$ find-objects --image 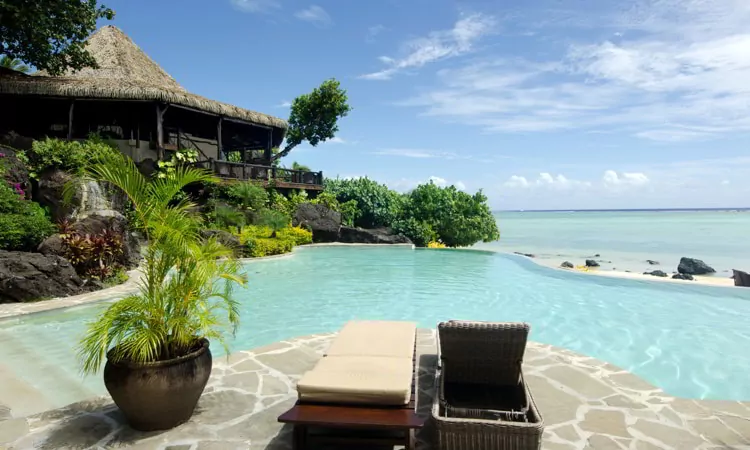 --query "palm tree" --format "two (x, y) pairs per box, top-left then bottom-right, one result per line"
(0, 55), (30, 73)
(76, 152), (248, 374)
